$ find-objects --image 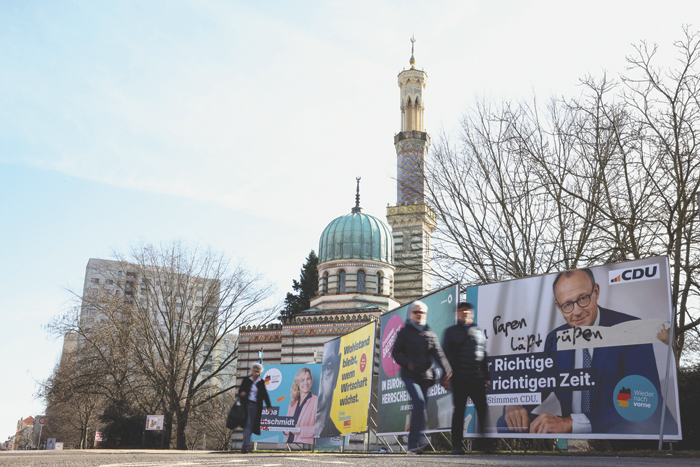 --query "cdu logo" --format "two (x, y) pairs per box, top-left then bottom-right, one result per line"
(609, 263), (660, 285)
